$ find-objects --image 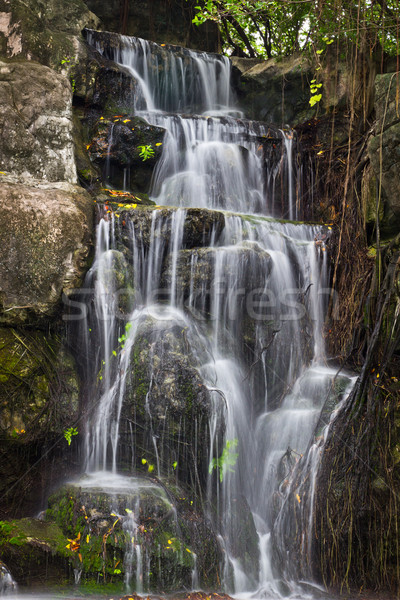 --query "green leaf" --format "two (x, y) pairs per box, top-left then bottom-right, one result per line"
(309, 93), (322, 106)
